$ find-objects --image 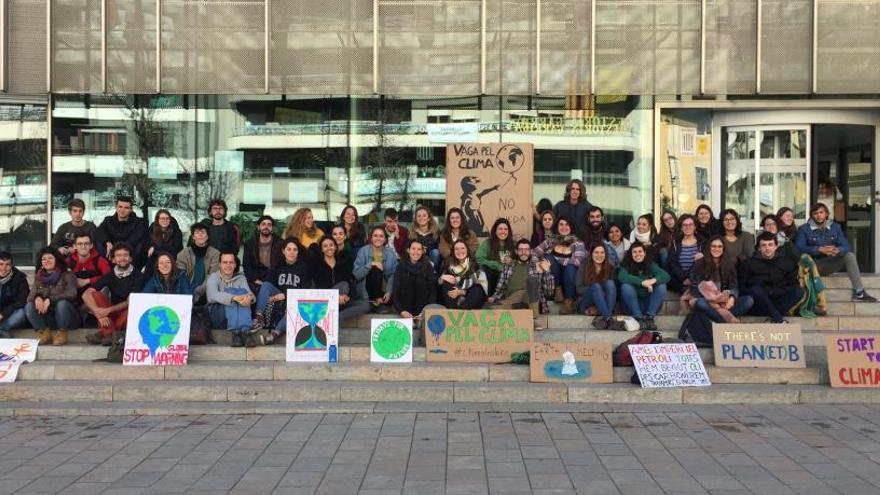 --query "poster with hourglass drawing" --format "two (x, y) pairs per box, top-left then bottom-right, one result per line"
(286, 289), (339, 363)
